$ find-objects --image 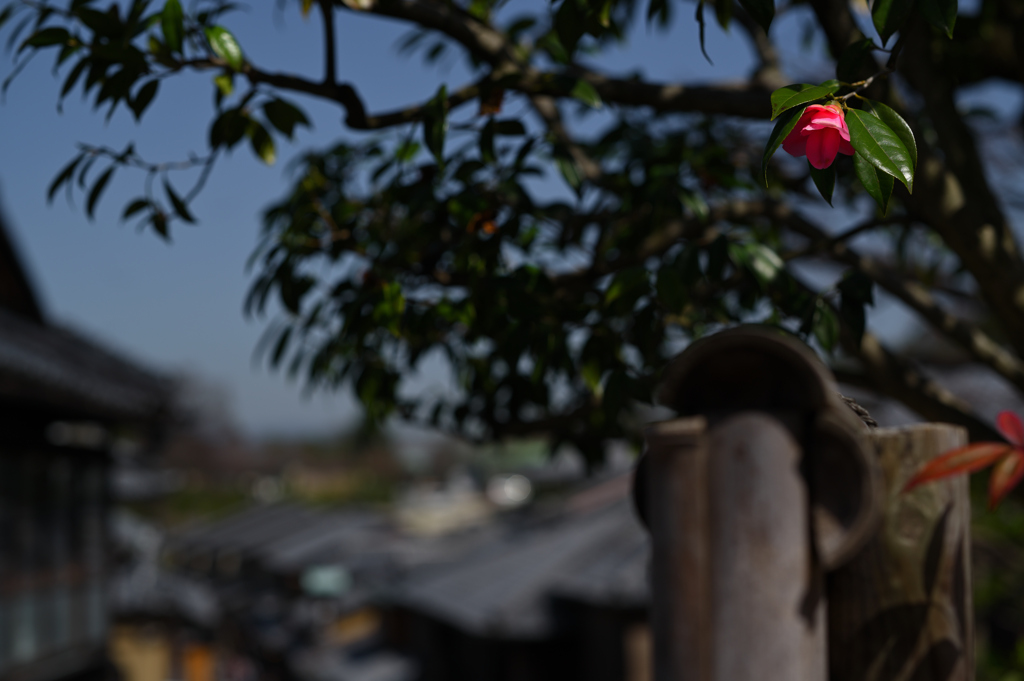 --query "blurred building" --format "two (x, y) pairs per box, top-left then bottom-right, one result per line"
(139, 469), (648, 681)
(0, 210), (170, 681)
(385, 474), (649, 681)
